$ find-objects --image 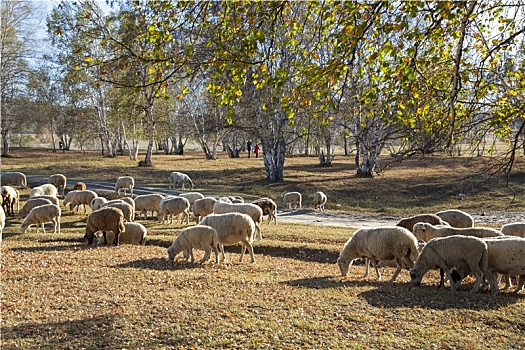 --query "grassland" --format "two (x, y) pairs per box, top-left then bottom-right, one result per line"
(1, 148), (524, 349)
